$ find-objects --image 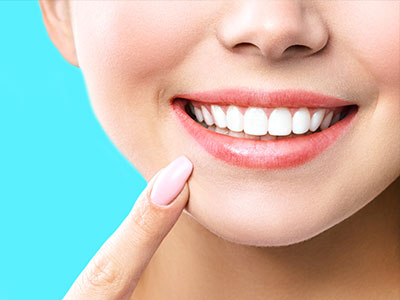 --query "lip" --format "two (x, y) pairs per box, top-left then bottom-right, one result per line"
(171, 88), (358, 169)
(173, 88), (356, 108)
